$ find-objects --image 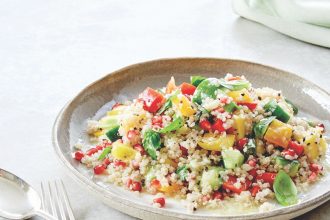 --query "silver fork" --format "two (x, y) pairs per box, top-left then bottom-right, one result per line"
(40, 180), (75, 220)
